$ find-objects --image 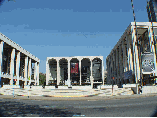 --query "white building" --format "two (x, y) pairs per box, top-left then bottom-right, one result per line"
(46, 56), (104, 87)
(0, 33), (40, 87)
